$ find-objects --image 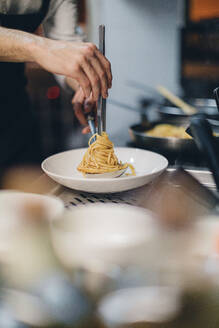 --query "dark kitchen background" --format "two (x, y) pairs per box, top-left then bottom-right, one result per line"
(25, 0), (219, 161)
